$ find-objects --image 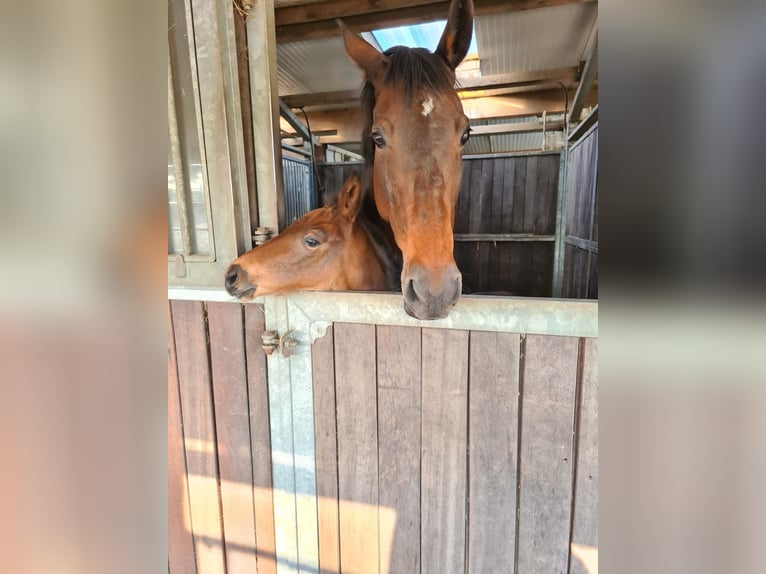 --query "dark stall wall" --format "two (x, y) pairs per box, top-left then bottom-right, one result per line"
(315, 162), (364, 207)
(453, 153), (560, 296)
(316, 153), (562, 297)
(563, 125), (599, 299)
